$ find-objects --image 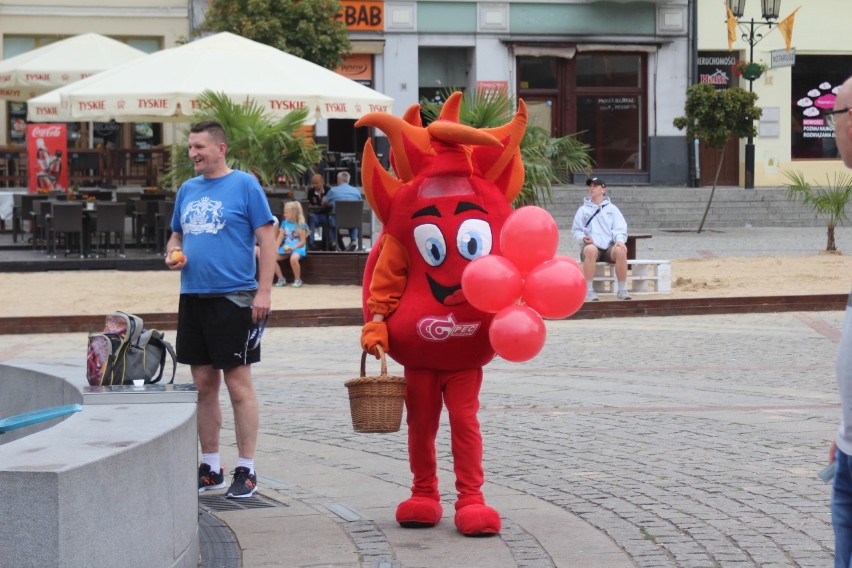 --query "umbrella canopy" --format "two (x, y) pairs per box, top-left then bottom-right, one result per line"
(53, 32), (393, 125)
(0, 33), (147, 102)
